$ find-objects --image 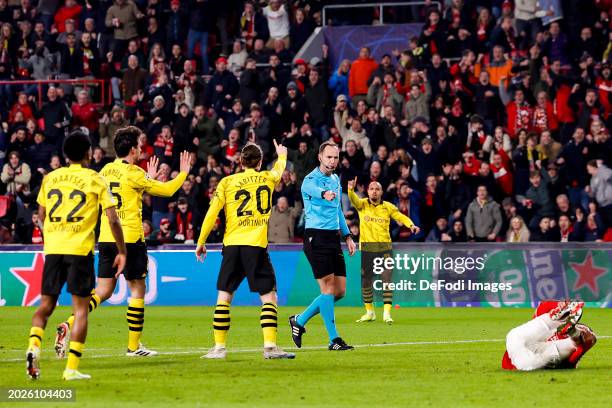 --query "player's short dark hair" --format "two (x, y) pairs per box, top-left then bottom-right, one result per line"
(240, 143), (263, 169)
(63, 129), (91, 162)
(319, 141), (339, 154)
(114, 126), (141, 157)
